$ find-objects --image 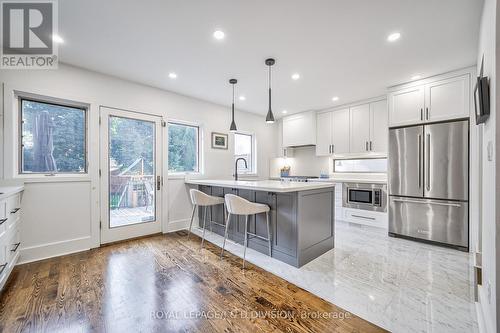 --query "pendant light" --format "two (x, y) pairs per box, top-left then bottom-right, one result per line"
(229, 78), (237, 132)
(265, 58), (275, 123)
